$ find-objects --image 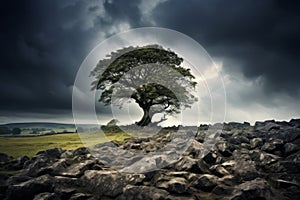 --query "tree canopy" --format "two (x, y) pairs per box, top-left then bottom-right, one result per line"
(91, 45), (197, 126)
(12, 128), (21, 135)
